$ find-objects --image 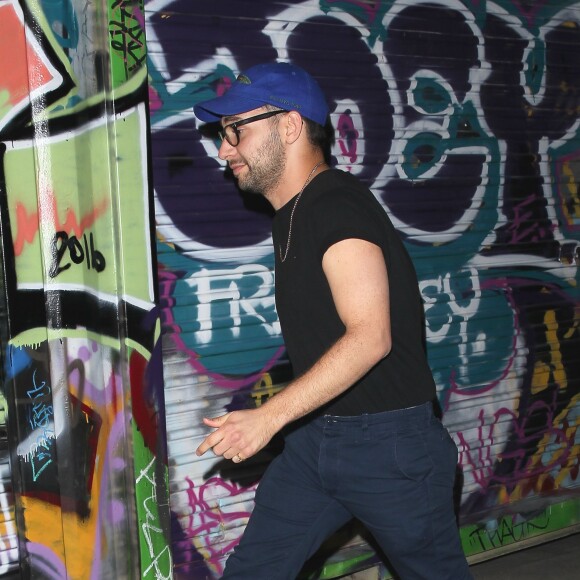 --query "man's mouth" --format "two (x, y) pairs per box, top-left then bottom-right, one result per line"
(229, 163), (245, 176)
